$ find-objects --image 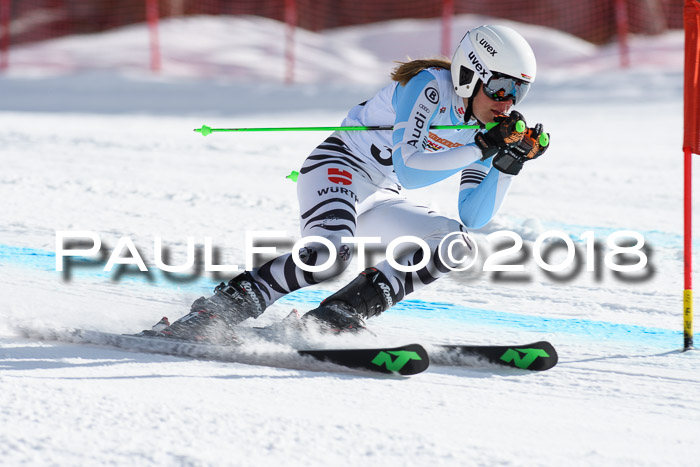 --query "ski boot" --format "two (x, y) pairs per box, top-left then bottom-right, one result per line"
(302, 267), (397, 333)
(143, 272), (267, 344)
